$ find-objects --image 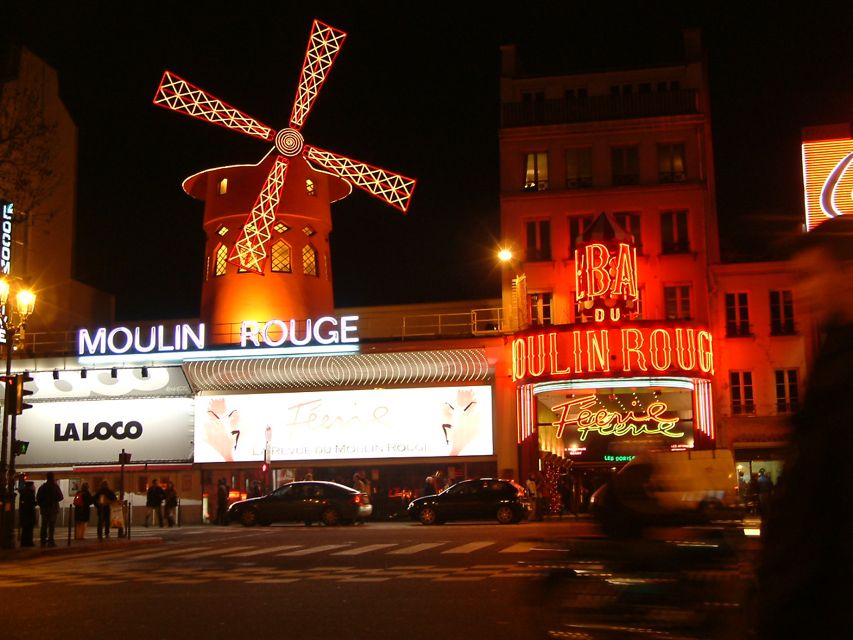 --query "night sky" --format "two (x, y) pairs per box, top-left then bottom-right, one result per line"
(7, 2), (853, 321)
